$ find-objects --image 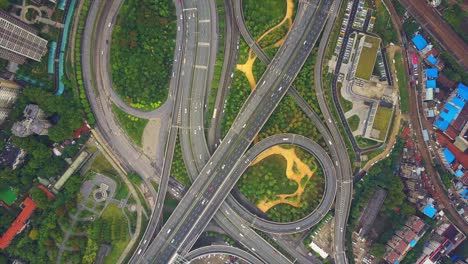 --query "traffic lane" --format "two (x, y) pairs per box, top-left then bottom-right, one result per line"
(185, 245), (263, 264)
(145, 0), (331, 259)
